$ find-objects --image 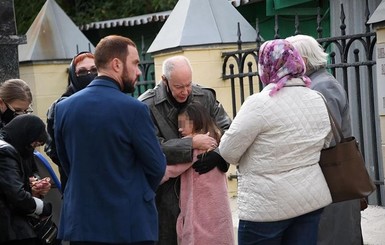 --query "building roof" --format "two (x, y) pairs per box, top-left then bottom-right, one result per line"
(78, 0), (259, 31)
(147, 0), (258, 53)
(79, 11), (171, 31)
(367, 0), (385, 24)
(18, 0), (95, 62)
